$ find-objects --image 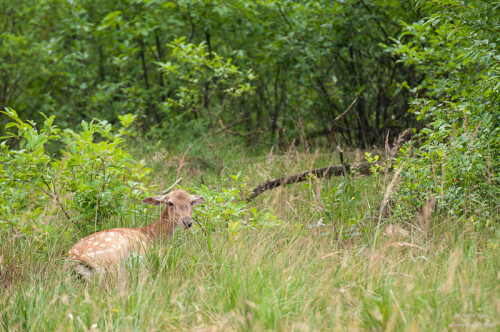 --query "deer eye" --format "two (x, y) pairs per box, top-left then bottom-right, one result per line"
(168, 202), (174, 207)
(190, 201), (195, 206)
